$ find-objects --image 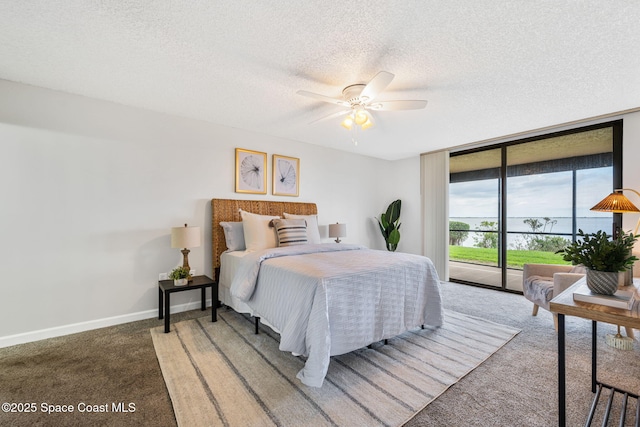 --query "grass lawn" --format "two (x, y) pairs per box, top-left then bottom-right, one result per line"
(450, 245), (570, 269)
